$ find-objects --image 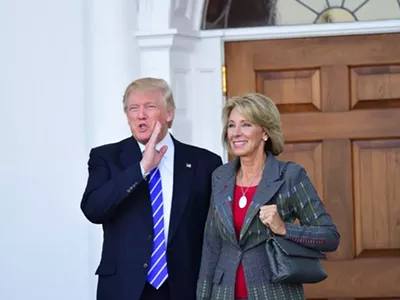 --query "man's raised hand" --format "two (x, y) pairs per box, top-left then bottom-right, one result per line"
(140, 121), (168, 174)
